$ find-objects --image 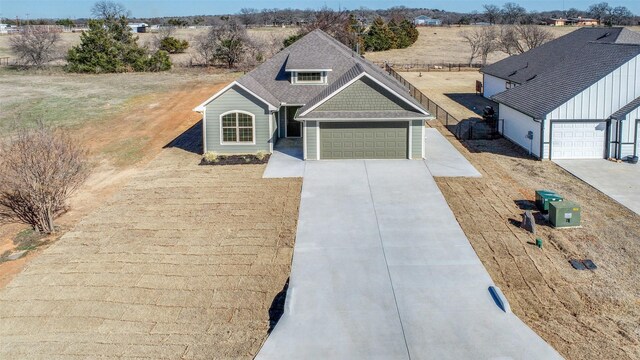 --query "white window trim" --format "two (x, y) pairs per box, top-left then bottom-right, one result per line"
(292, 71), (327, 85)
(219, 110), (256, 145)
